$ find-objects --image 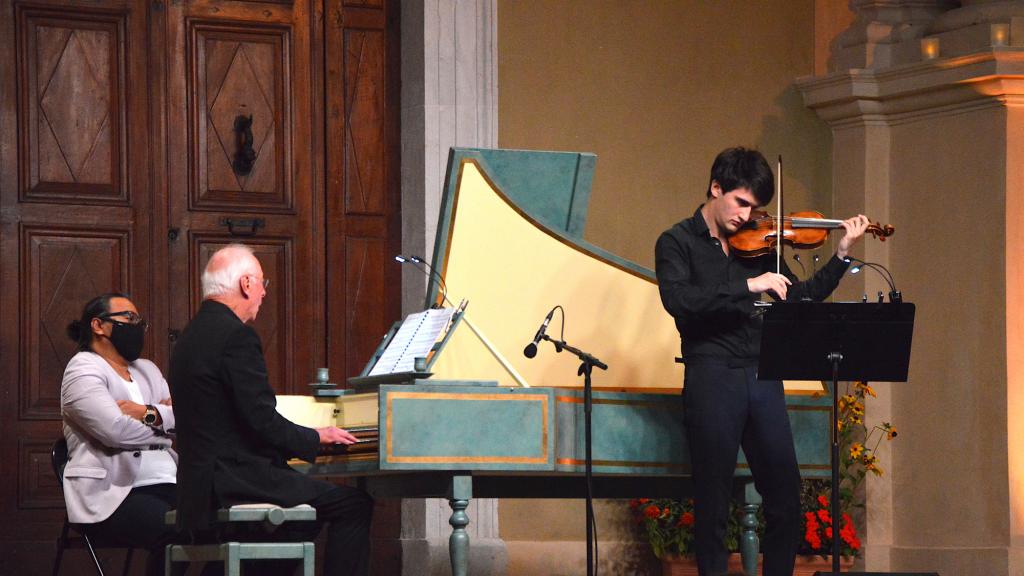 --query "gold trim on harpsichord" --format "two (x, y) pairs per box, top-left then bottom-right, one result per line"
(441, 158), (656, 286)
(385, 391), (549, 464)
(555, 396), (674, 409)
(556, 458), (689, 473)
(787, 404), (830, 412)
(555, 396), (829, 413)
(736, 463), (833, 471)
(313, 452), (380, 465)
